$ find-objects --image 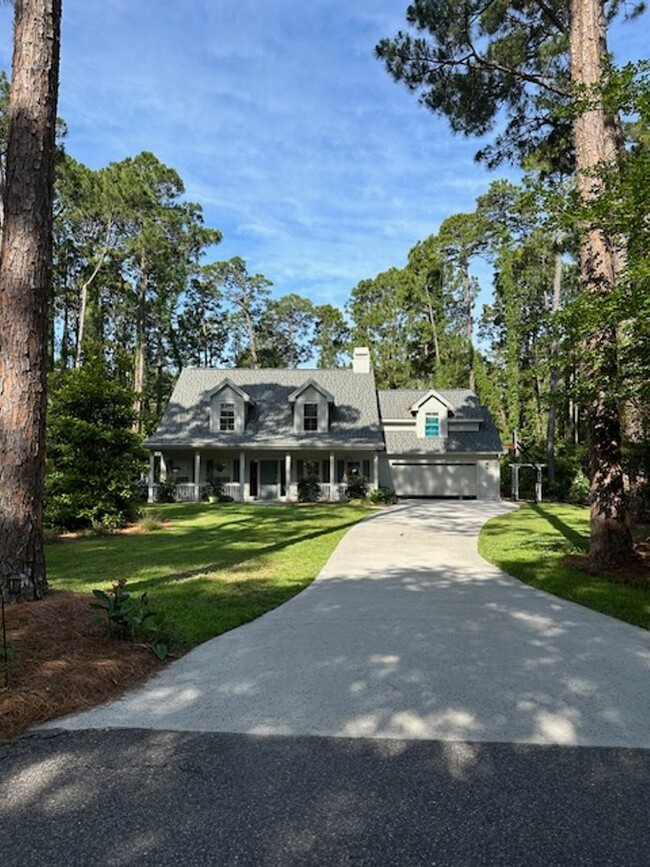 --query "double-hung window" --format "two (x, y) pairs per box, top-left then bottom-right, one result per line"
(303, 403), (318, 431)
(219, 402), (235, 432)
(424, 412), (440, 437)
